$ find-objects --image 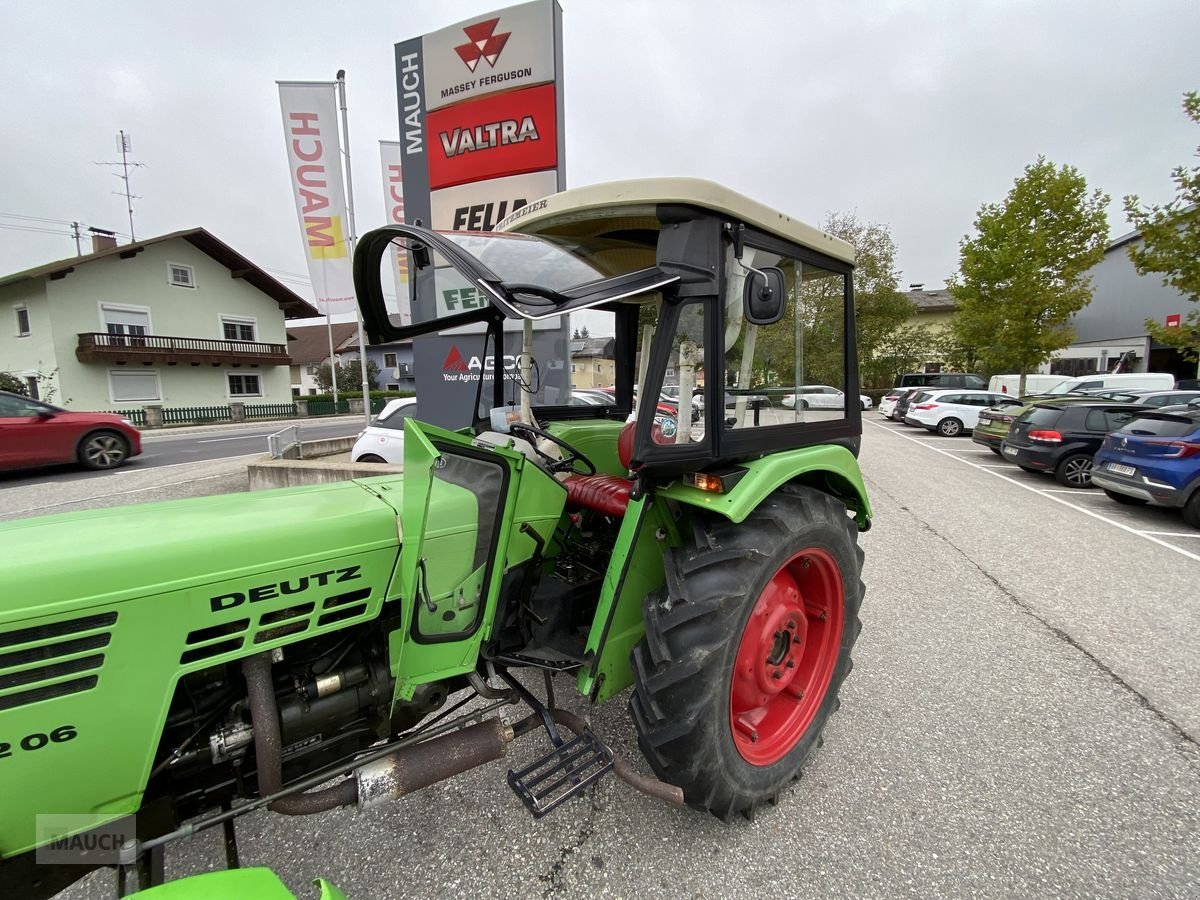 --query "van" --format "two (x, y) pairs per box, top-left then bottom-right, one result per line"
(989, 374), (1071, 395)
(893, 372), (986, 390)
(1039, 372), (1176, 395)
